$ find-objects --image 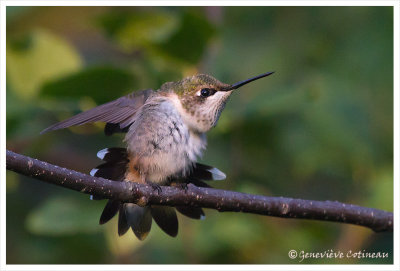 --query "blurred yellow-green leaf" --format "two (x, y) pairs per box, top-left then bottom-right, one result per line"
(98, 9), (215, 64)
(98, 10), (179, 52)
(365, 167), (393, 211)
(26, 196), (102, 235)
(7, 30), (82, 99)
